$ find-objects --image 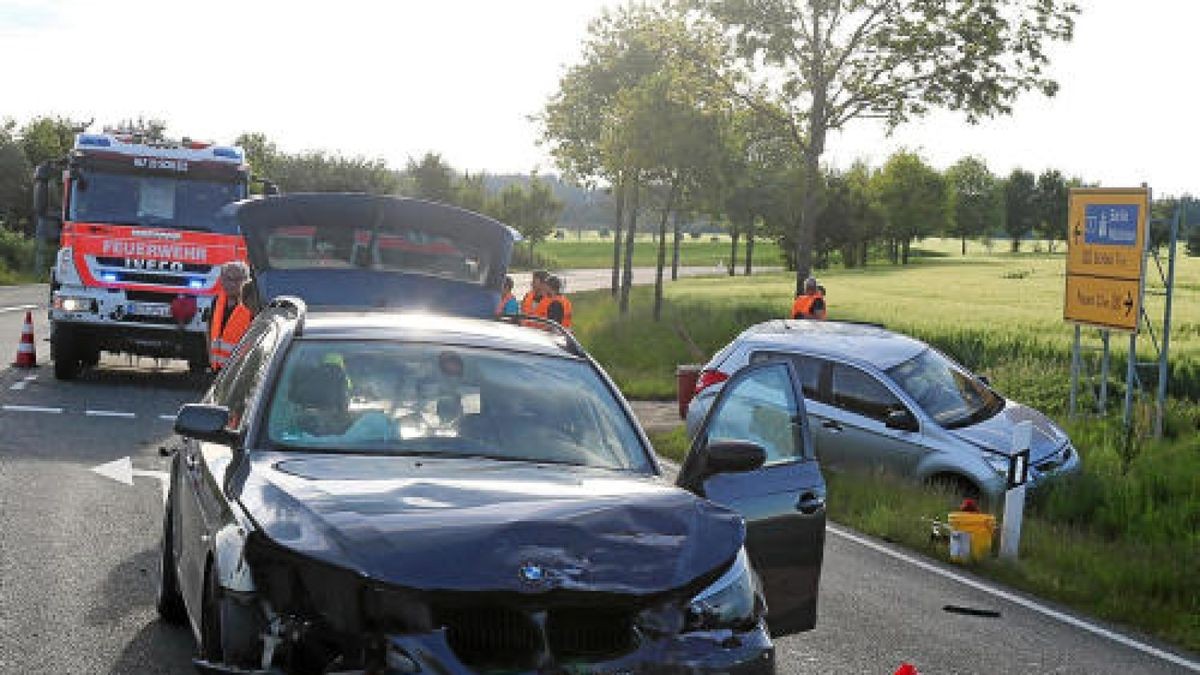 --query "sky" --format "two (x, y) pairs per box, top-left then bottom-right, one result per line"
(1, 0), (1195, 195)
